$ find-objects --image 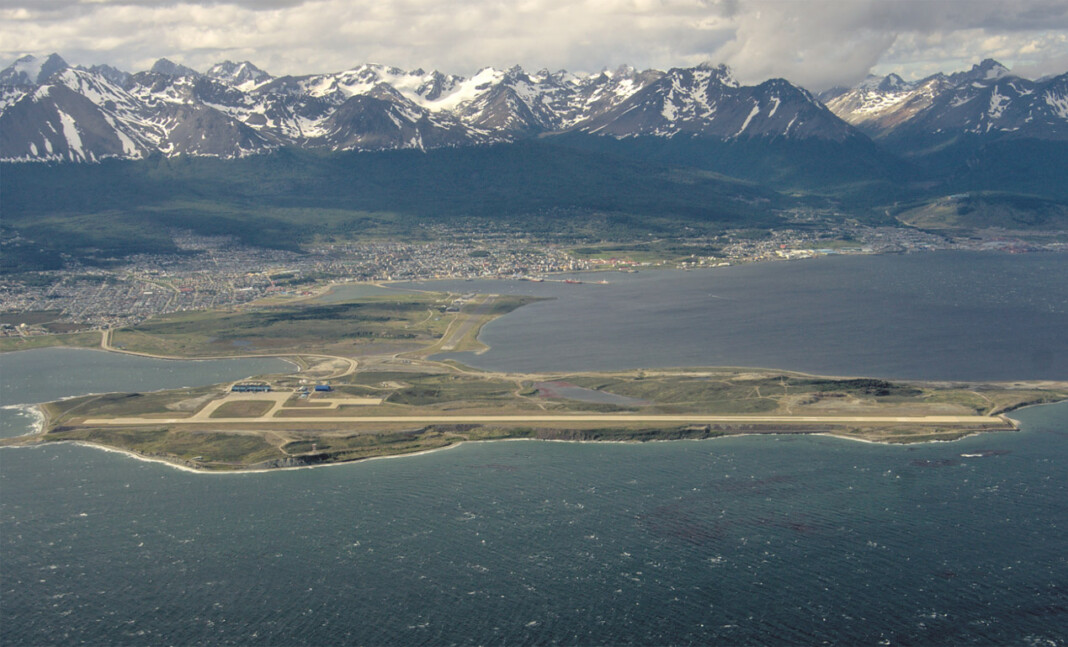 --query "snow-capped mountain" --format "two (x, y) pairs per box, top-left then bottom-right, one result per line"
(0, 53), (70, 114)
(0, 53), (69, 86)
(0, 63), (273, 162)
(206, 60), (271, 90)
(822, 59), (1068, 143)
(579, 64), (856, 141)
(3, 54), (1065, 163)
(0, 54), (863, 162)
